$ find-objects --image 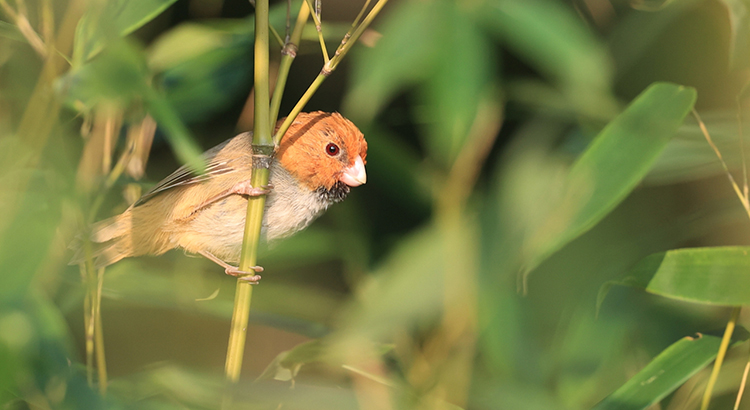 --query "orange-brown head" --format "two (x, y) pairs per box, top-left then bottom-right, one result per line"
(276, 112), (368, 194)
